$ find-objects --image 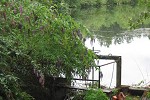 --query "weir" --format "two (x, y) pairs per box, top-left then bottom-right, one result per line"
(96, 55), (122, 88)
(72, 54), (122, 88)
